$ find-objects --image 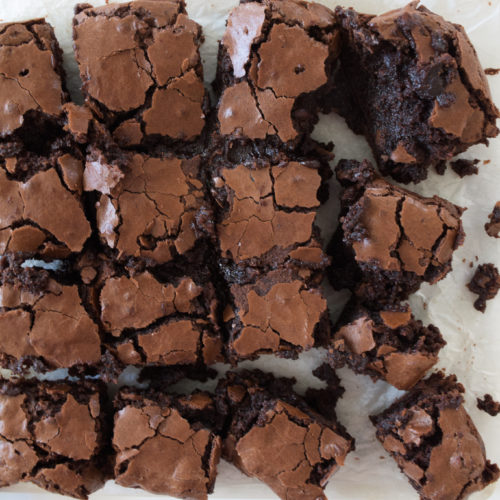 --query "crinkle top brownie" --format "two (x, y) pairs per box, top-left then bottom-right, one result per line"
(112, 387), (221, 499)
(328, 301), (445, 390)
(331, 1), (499, 183)
(0, 256), (101, 373)
(371, 373), (500, 500)
(0, 19), (69, 158)
(329, 160), (465, 306)
(0, 377), (109, 499)
(84, 147), (214, 266)
(214, 0), (340, 149)
(73, 0), (208, 149)
(216, 369), (353, 500)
